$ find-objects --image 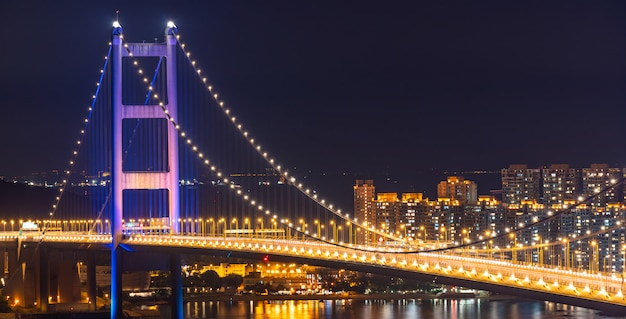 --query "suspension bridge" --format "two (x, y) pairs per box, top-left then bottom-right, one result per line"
(2, 22), (626, 319)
